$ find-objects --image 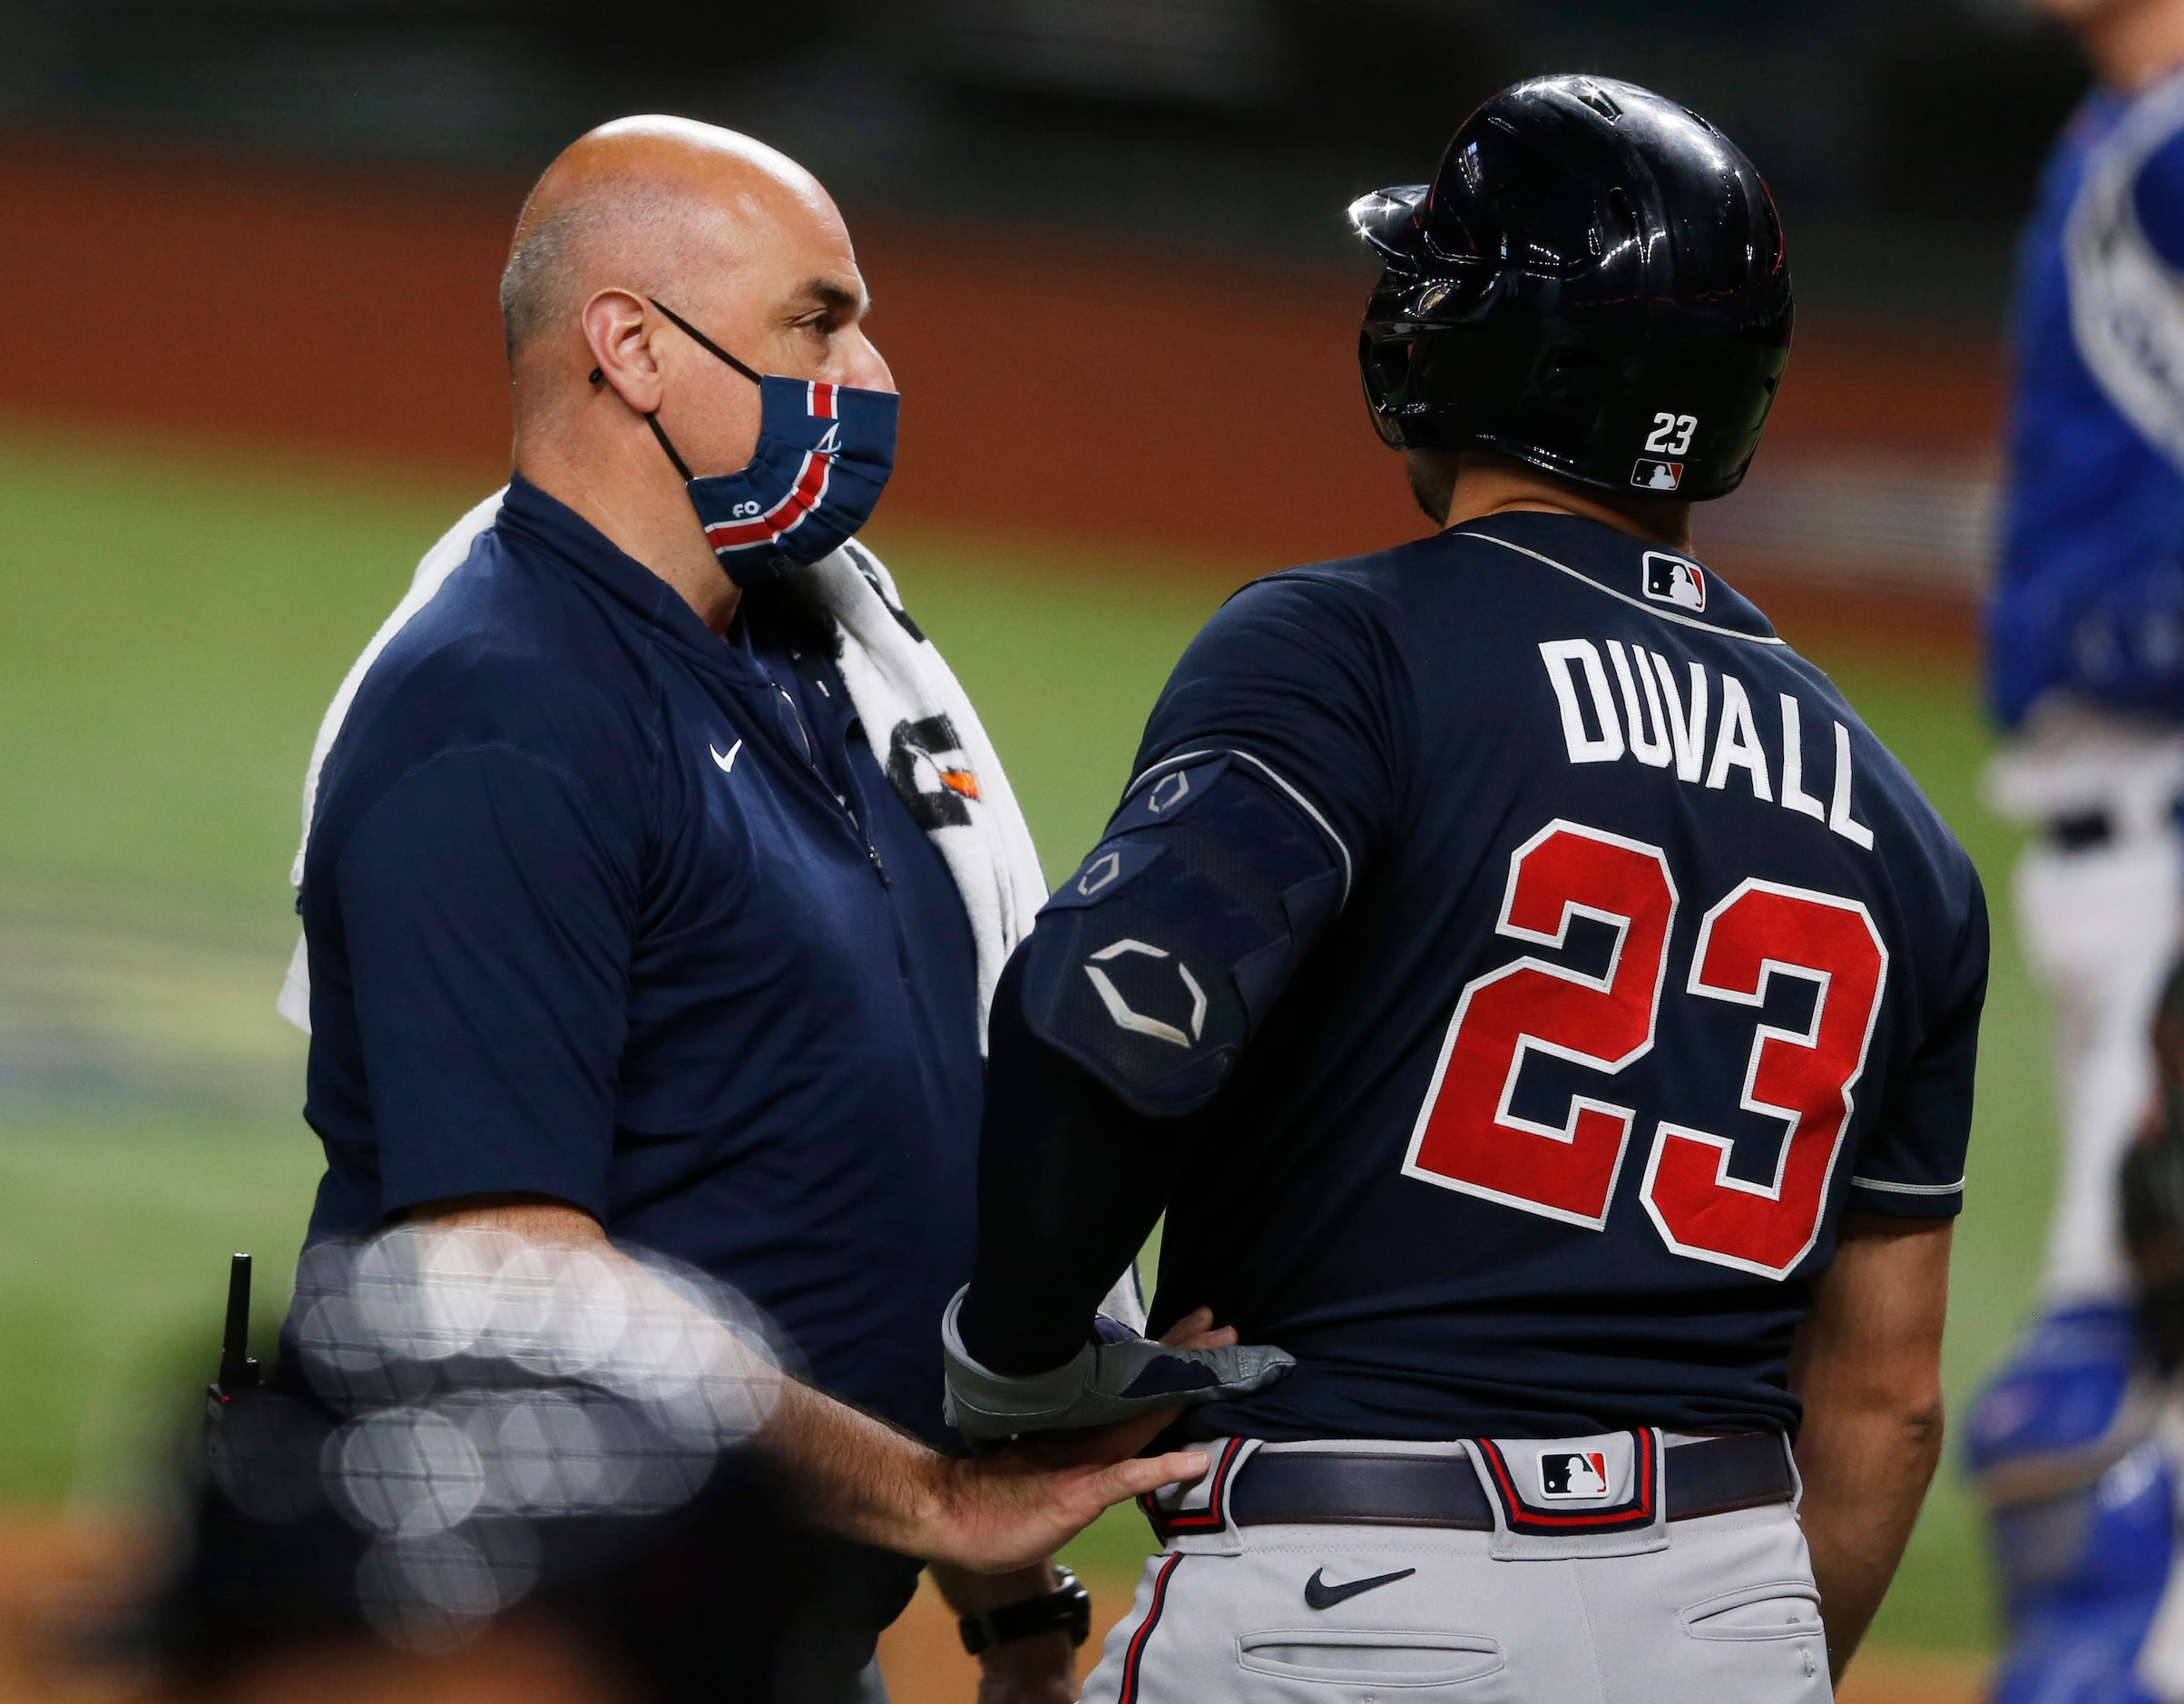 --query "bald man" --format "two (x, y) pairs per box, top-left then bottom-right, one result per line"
(257, 119), (1266, 1701)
